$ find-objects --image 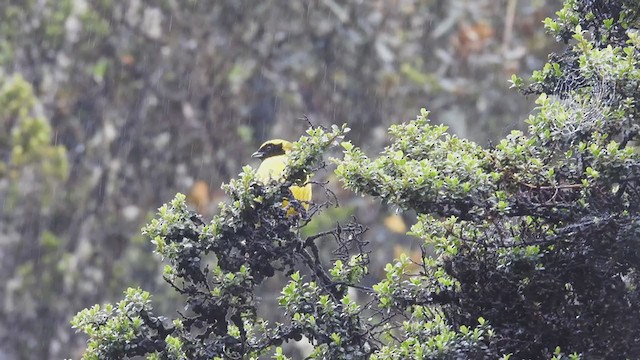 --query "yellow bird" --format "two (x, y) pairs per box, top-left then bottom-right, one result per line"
(251, 139), (312, 213)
